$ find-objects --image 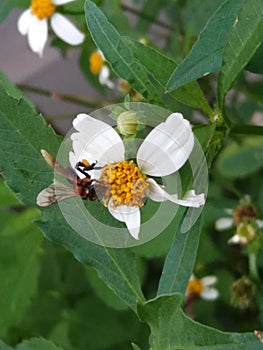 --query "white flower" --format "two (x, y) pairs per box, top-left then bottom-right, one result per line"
(18, 0), (85, 56)
(69, 113), (205, 240)
(186, 275), (219, 301)
(89, 50), (114, 89)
